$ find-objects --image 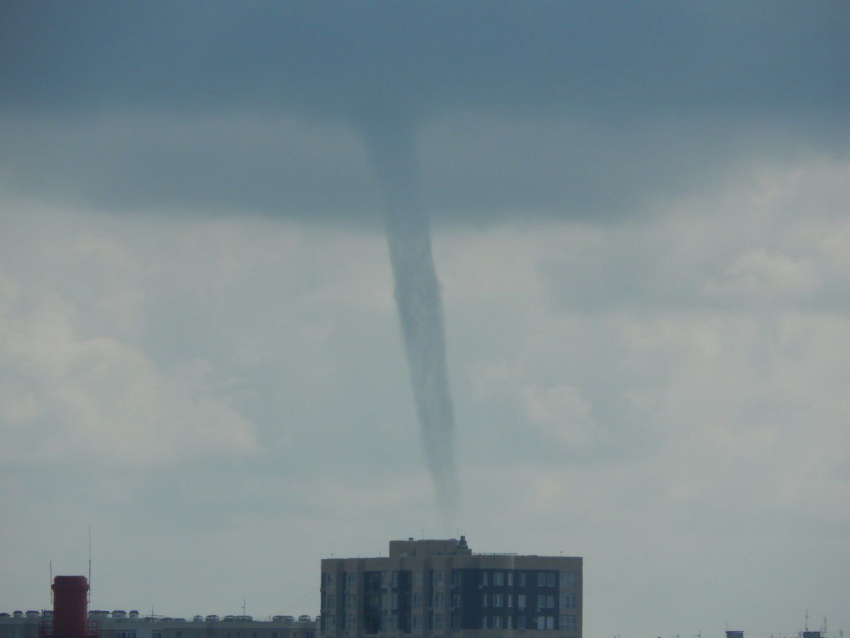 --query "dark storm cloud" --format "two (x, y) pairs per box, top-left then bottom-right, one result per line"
(3, 1), (848, 119)
(1, 0), (848, 221)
